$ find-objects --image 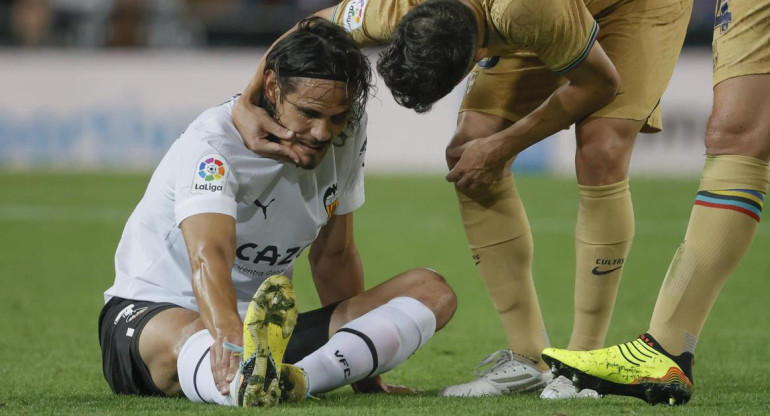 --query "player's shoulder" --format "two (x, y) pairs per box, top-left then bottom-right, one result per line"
(176, 96), (243, 151)
(188, 96), (239, 136)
